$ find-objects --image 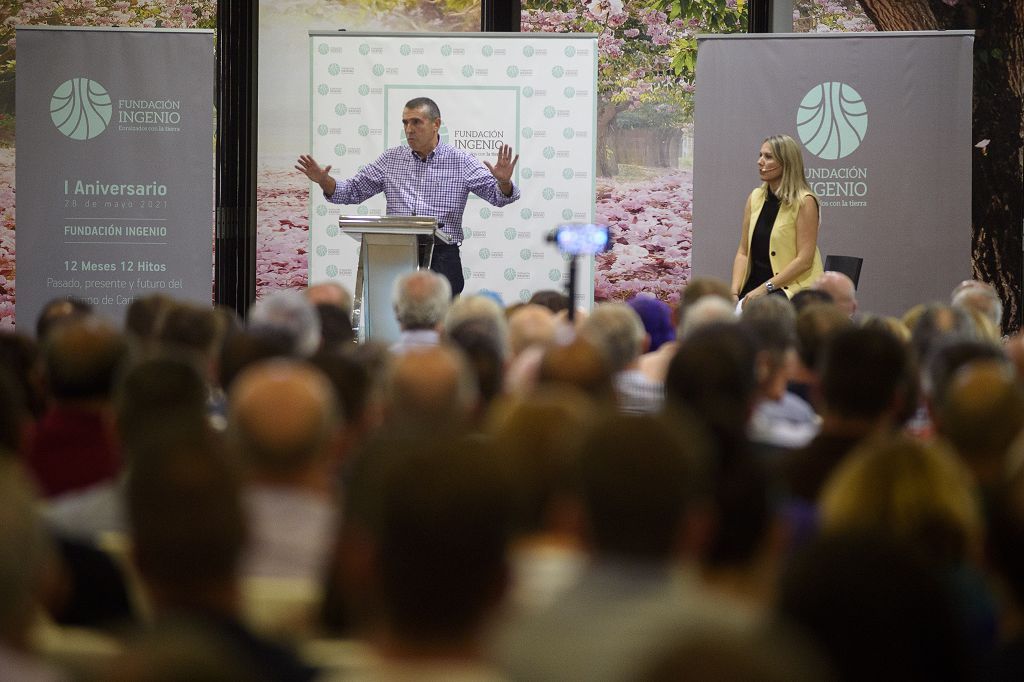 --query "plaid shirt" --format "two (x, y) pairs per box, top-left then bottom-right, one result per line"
(327, 141), (520, 244)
